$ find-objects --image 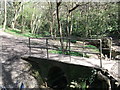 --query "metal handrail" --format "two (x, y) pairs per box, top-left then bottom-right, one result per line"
(28, 37), (113, 68)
